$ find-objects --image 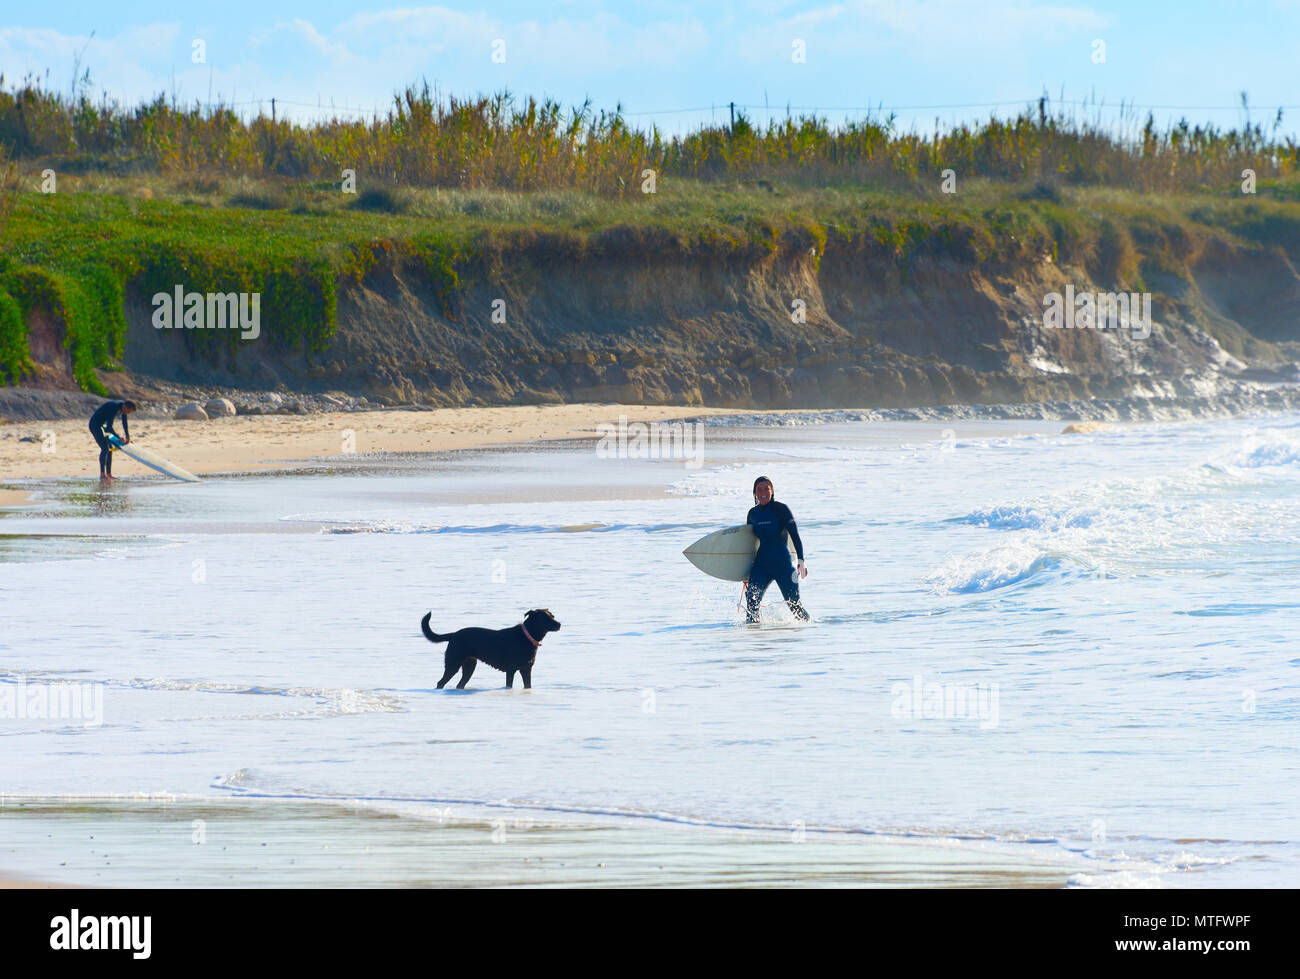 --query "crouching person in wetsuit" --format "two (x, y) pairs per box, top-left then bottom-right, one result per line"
(89, 399), (136, 480)
(743, 475), (810, 623)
